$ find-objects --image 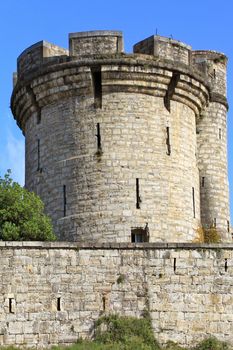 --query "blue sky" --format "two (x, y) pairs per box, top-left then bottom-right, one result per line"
(1, 0), (233, 218)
